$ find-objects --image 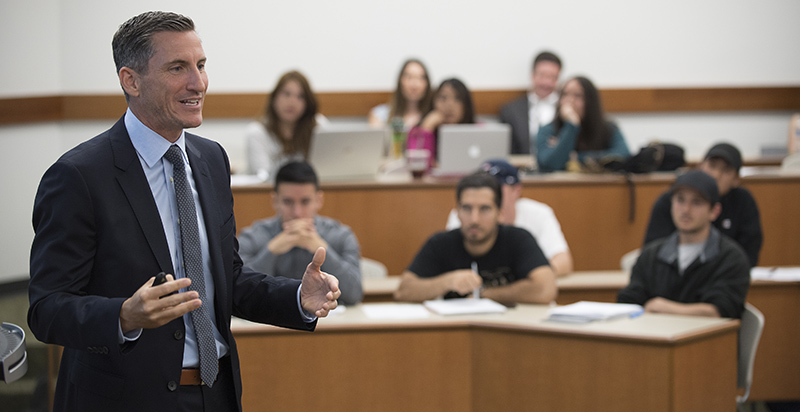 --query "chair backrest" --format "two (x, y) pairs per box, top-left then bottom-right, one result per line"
(781, 153), (800, 171)
(360, 257), (388, 279)
(737, 303), (765, 404)
(620, 248), (641, 272)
